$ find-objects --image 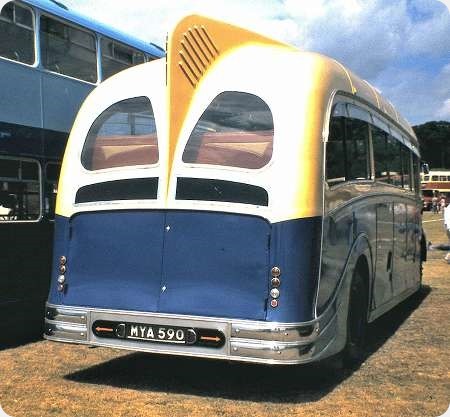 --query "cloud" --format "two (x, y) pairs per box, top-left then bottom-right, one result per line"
(437, 99), (450, 119)
(61, 0), (450, 124)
